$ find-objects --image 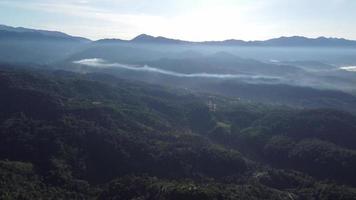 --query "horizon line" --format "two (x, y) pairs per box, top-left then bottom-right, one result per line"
(1, 24), (356, 43)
